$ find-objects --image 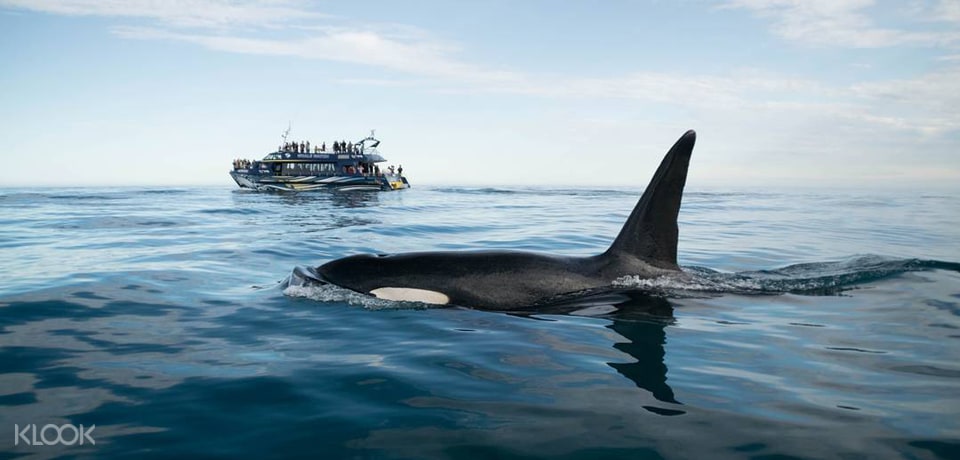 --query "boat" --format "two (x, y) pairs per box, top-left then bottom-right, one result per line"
(229, 130), (410, 192)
